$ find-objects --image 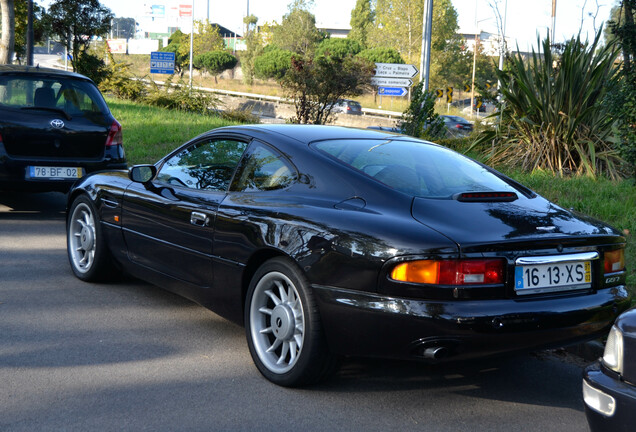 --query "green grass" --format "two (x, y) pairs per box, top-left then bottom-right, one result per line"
(106, 97), (240, 165)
